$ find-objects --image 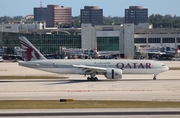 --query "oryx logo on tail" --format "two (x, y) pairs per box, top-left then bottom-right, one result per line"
(20, 40), (40, 61)
(19, 37), (46, 61)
